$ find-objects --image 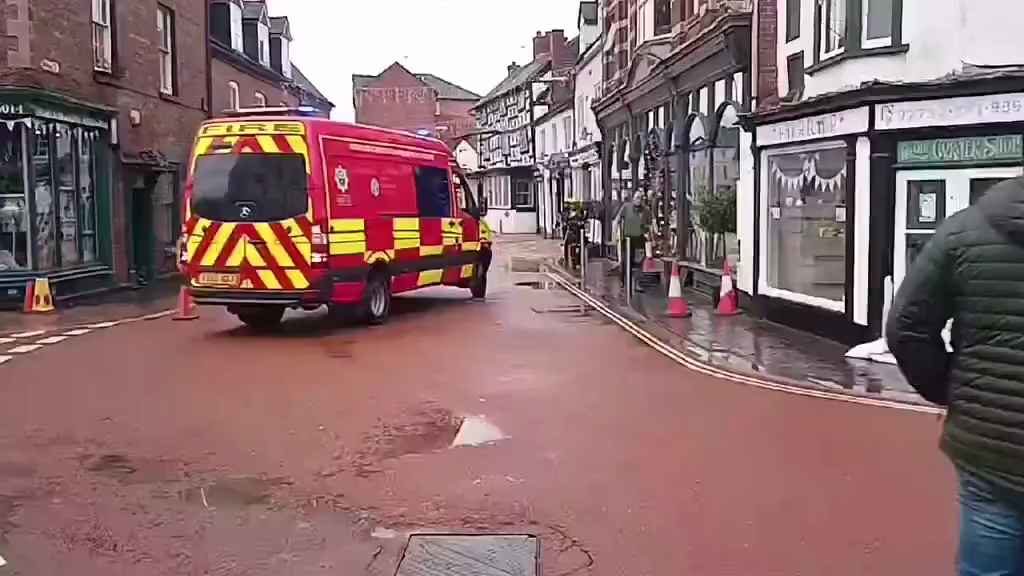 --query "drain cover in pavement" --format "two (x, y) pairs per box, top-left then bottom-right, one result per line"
(396, 535), (538, 576)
